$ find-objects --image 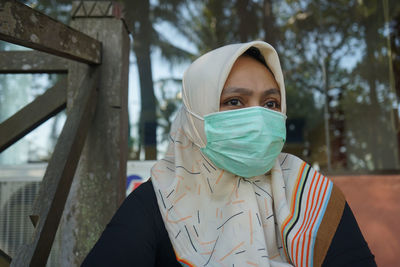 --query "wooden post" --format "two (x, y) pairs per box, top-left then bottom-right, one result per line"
(58, 2), (129, 265)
